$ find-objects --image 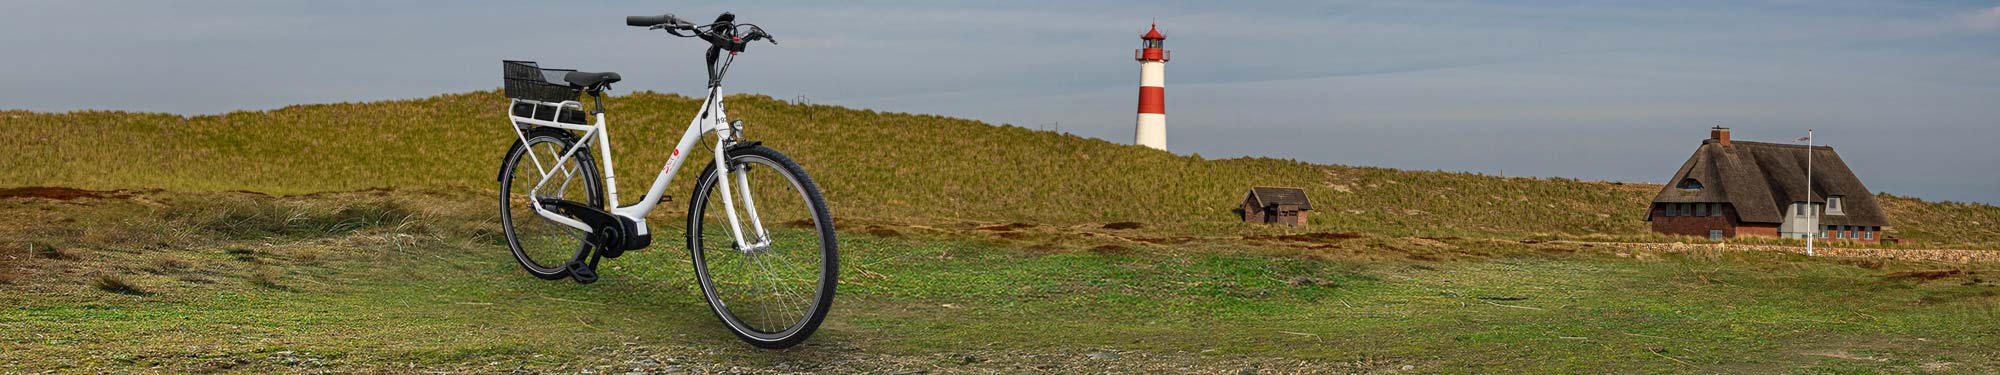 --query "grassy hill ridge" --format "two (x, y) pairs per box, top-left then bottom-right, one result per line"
(5, 91), (1997, 246)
